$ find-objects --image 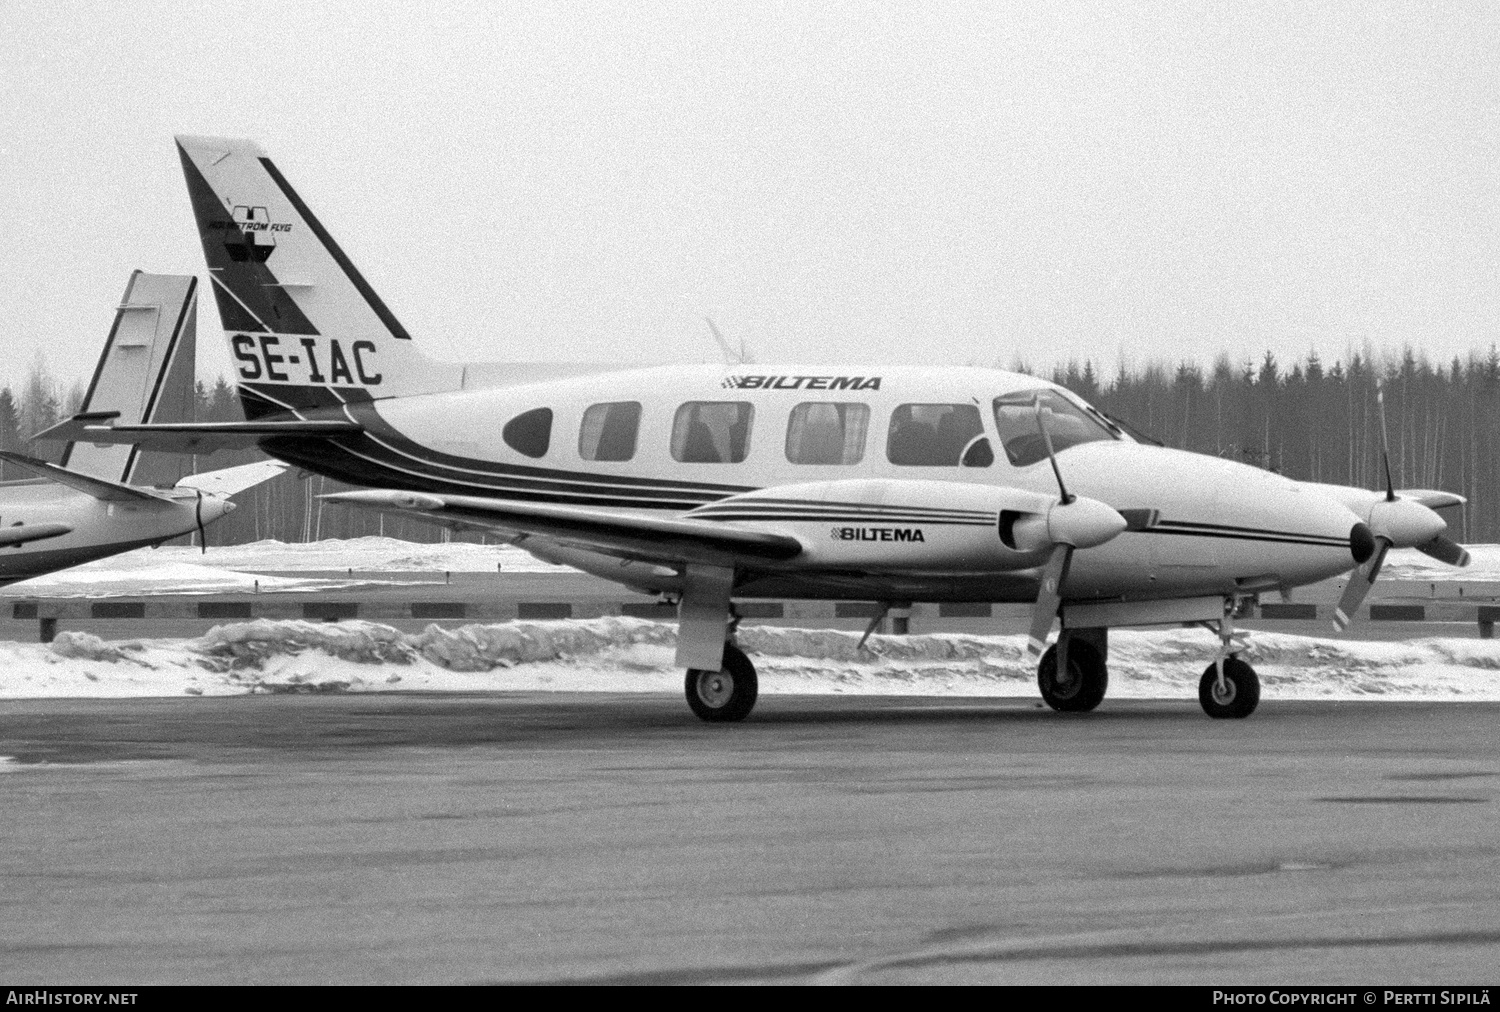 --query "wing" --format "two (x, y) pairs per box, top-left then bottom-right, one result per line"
(322, 489), (803, 568)
(31, 416), (363, 453)
(0, 451), (168, 503)
(175, 460), (289, 497)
